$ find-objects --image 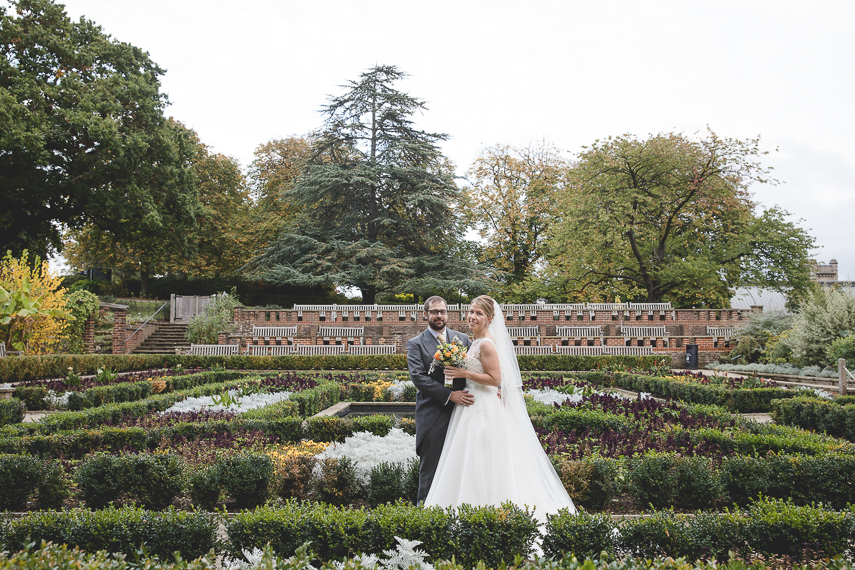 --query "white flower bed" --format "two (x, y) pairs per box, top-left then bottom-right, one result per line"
(525, 388), (585, 406)
(315, 428), (417, 485)
(160, 389), (292, 414)
(387, 379), (414, 401)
